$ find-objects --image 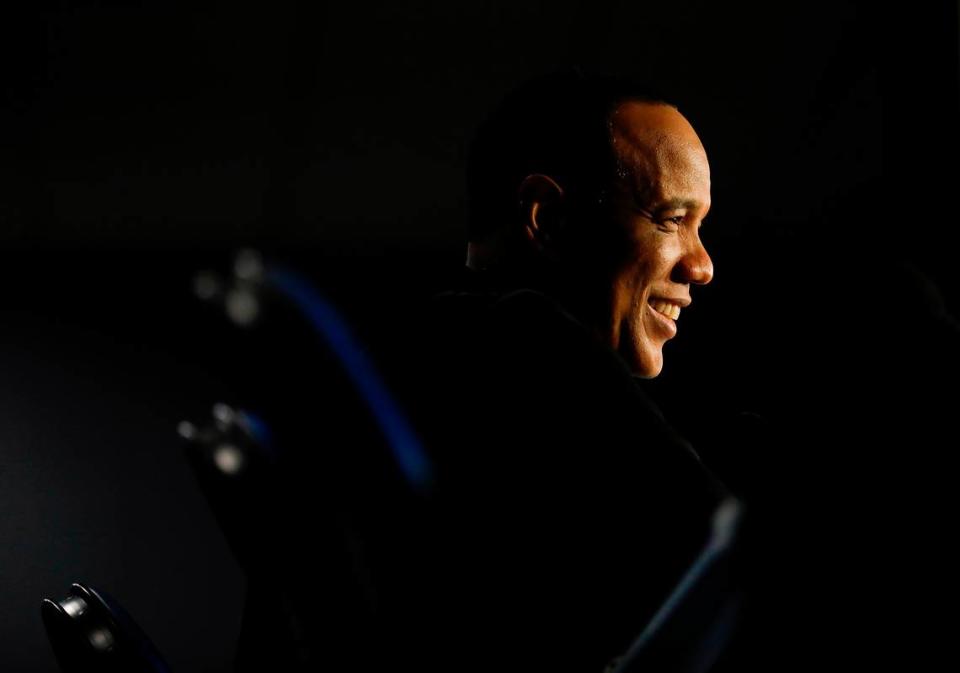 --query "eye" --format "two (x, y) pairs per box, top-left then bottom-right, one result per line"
(656, 216), (684, 232)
